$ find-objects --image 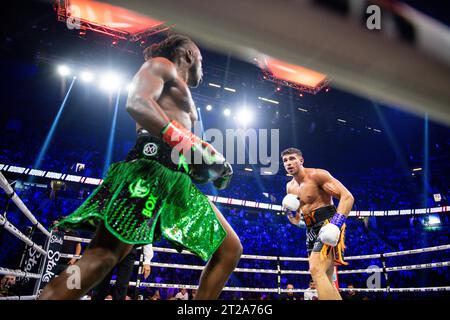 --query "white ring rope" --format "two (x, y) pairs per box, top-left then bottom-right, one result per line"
(382, 245), (450, 258)
(0, 295), (37, 300)
(59, 251), (450, 275)
(389, 287), (450, 293)
(63, 235), (450, 262)
(0, 215), (47, 255)
(280, 270), (314, 275)
(63, 235), (91, 244)
(1, 164), (449, 216)
(121, 281), (281, 293)
(111, 280), (450, 293)
(0, 267), (41, 279)
(0, 172), (50, 237)
(386, 261), (450, 272)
